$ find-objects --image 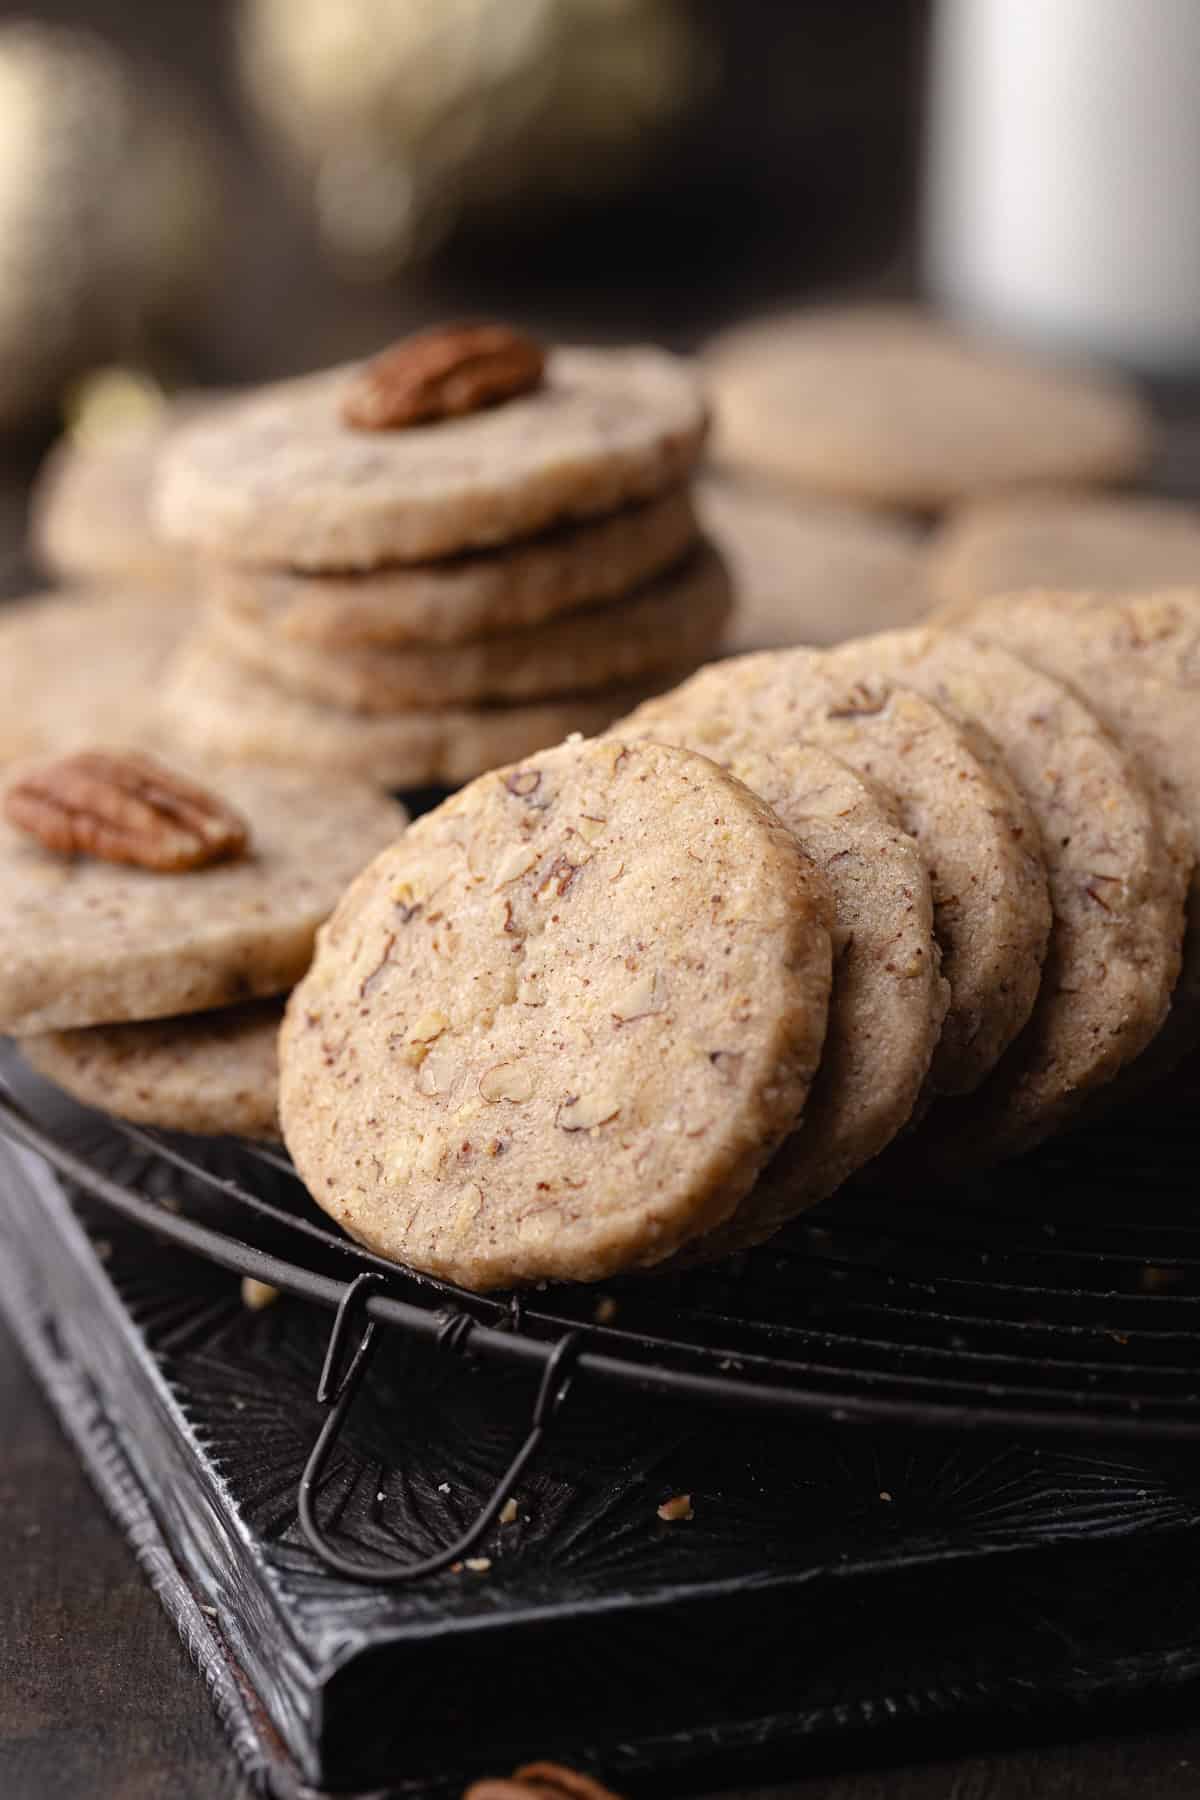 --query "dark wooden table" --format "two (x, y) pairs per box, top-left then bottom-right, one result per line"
(4, 1310), (1200, 1799)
